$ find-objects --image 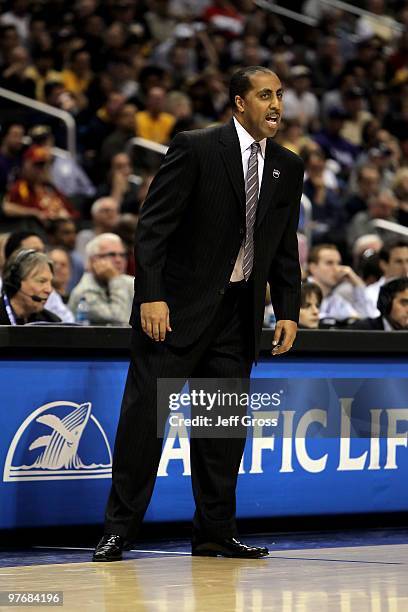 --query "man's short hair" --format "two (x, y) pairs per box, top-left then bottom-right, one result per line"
(229, 66), (274, 110)
(91, 197), (118, 217)
(379, 239), (408, 263)
(307, 243), (339, 265)
(377, 277), (408, 316)
(4, 231), (43, 261)
(300, 281), (323, 308)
